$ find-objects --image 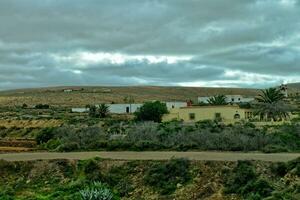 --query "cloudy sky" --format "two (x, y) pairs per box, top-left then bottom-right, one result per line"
(0, 0), (300, 90)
